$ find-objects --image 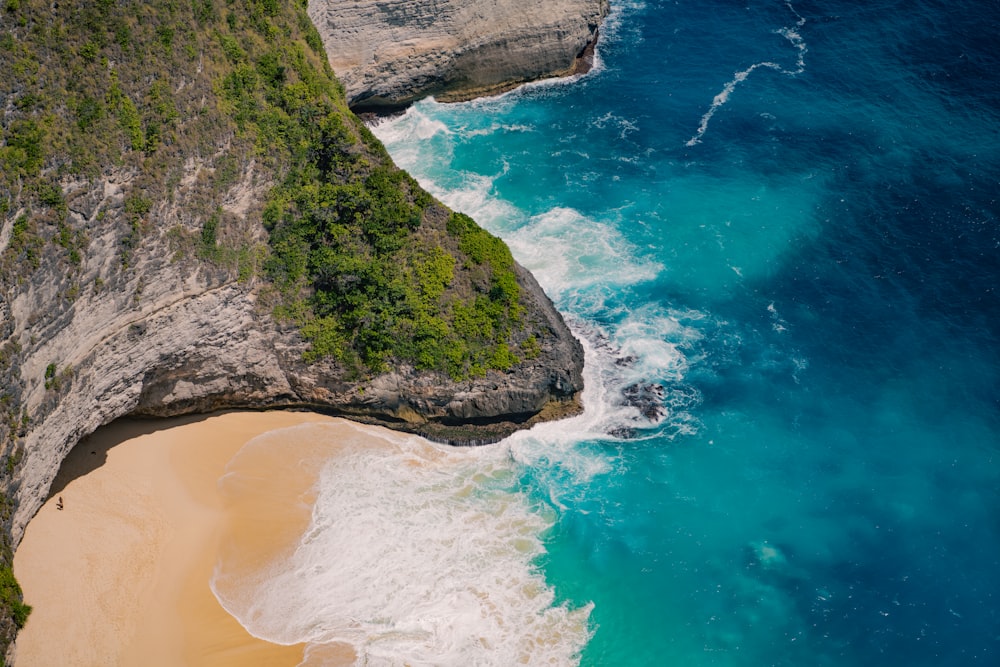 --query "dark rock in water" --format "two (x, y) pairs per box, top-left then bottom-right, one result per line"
(607, 426), (637, 439)
(622, 383), (667, 421)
